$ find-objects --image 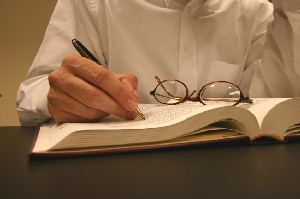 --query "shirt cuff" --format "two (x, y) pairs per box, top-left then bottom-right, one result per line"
(17, 75), (52, 125)
(272, 0), (300, 10)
